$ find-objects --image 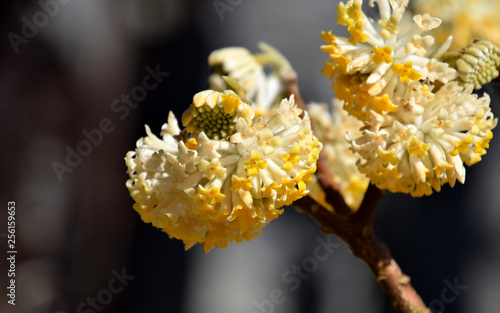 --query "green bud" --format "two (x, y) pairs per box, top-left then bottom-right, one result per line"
(452, 39), (500, 90)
